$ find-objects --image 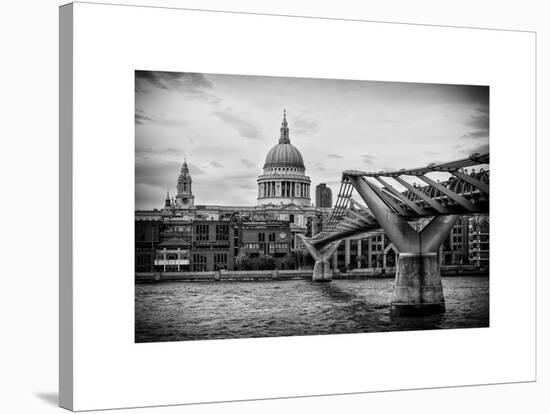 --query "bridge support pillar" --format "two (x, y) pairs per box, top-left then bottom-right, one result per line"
(350, 176), (459, 316)
(392, 252), (444, 316)
(312, 259), (333, 282)
(299, 236), (341, 282)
